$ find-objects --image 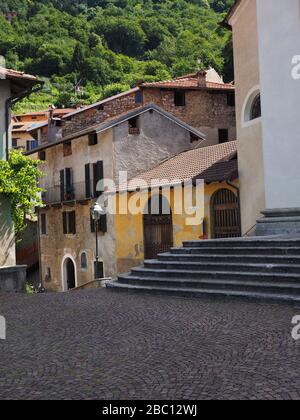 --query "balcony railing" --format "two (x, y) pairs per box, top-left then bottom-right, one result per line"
(41, 182), (99, 205)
